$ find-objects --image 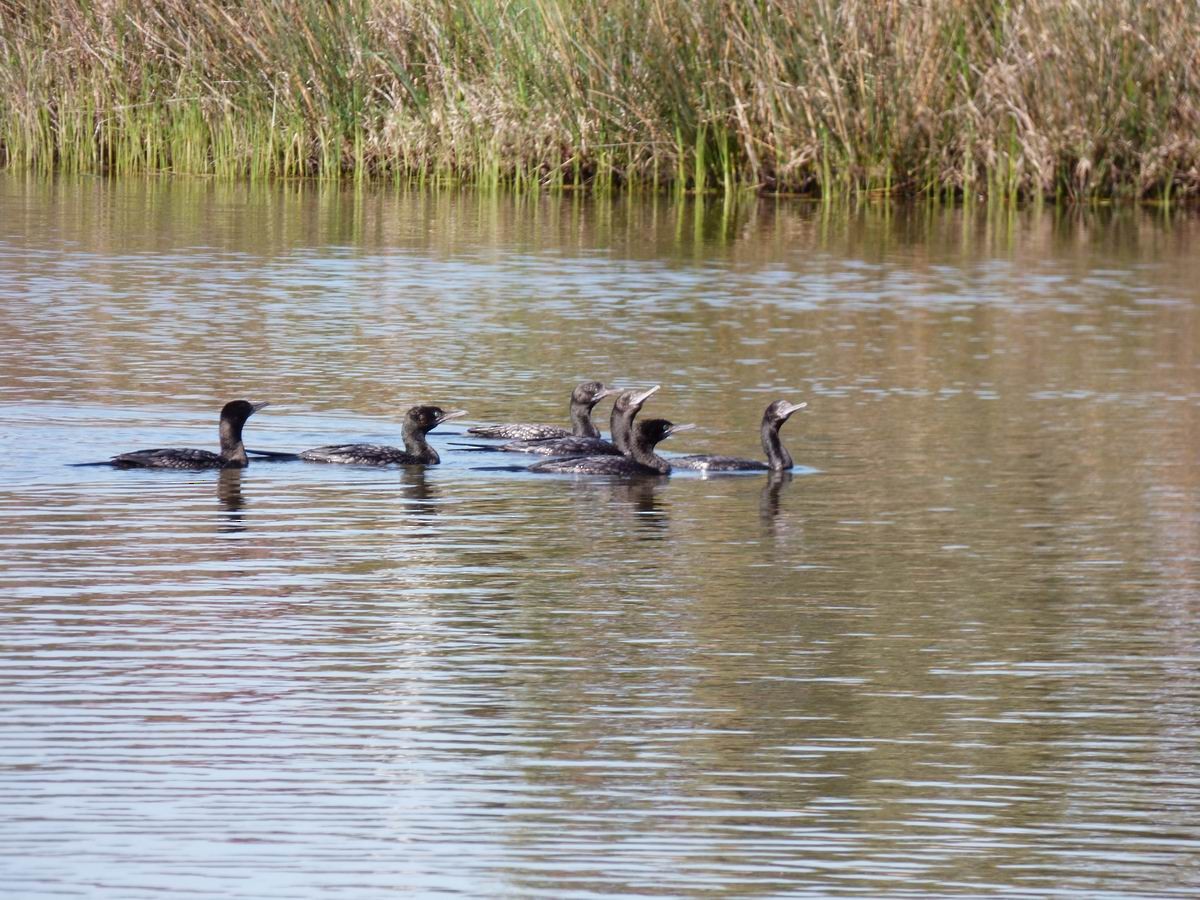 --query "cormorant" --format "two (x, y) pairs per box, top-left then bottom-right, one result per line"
(299, 405), (465, 466)
(74, 400), (269, 469)
(670, 400), (806, 472)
